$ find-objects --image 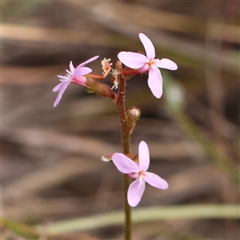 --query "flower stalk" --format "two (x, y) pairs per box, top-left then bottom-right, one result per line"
(52, 32), (178, 240)
(117, 73), (132, 240)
